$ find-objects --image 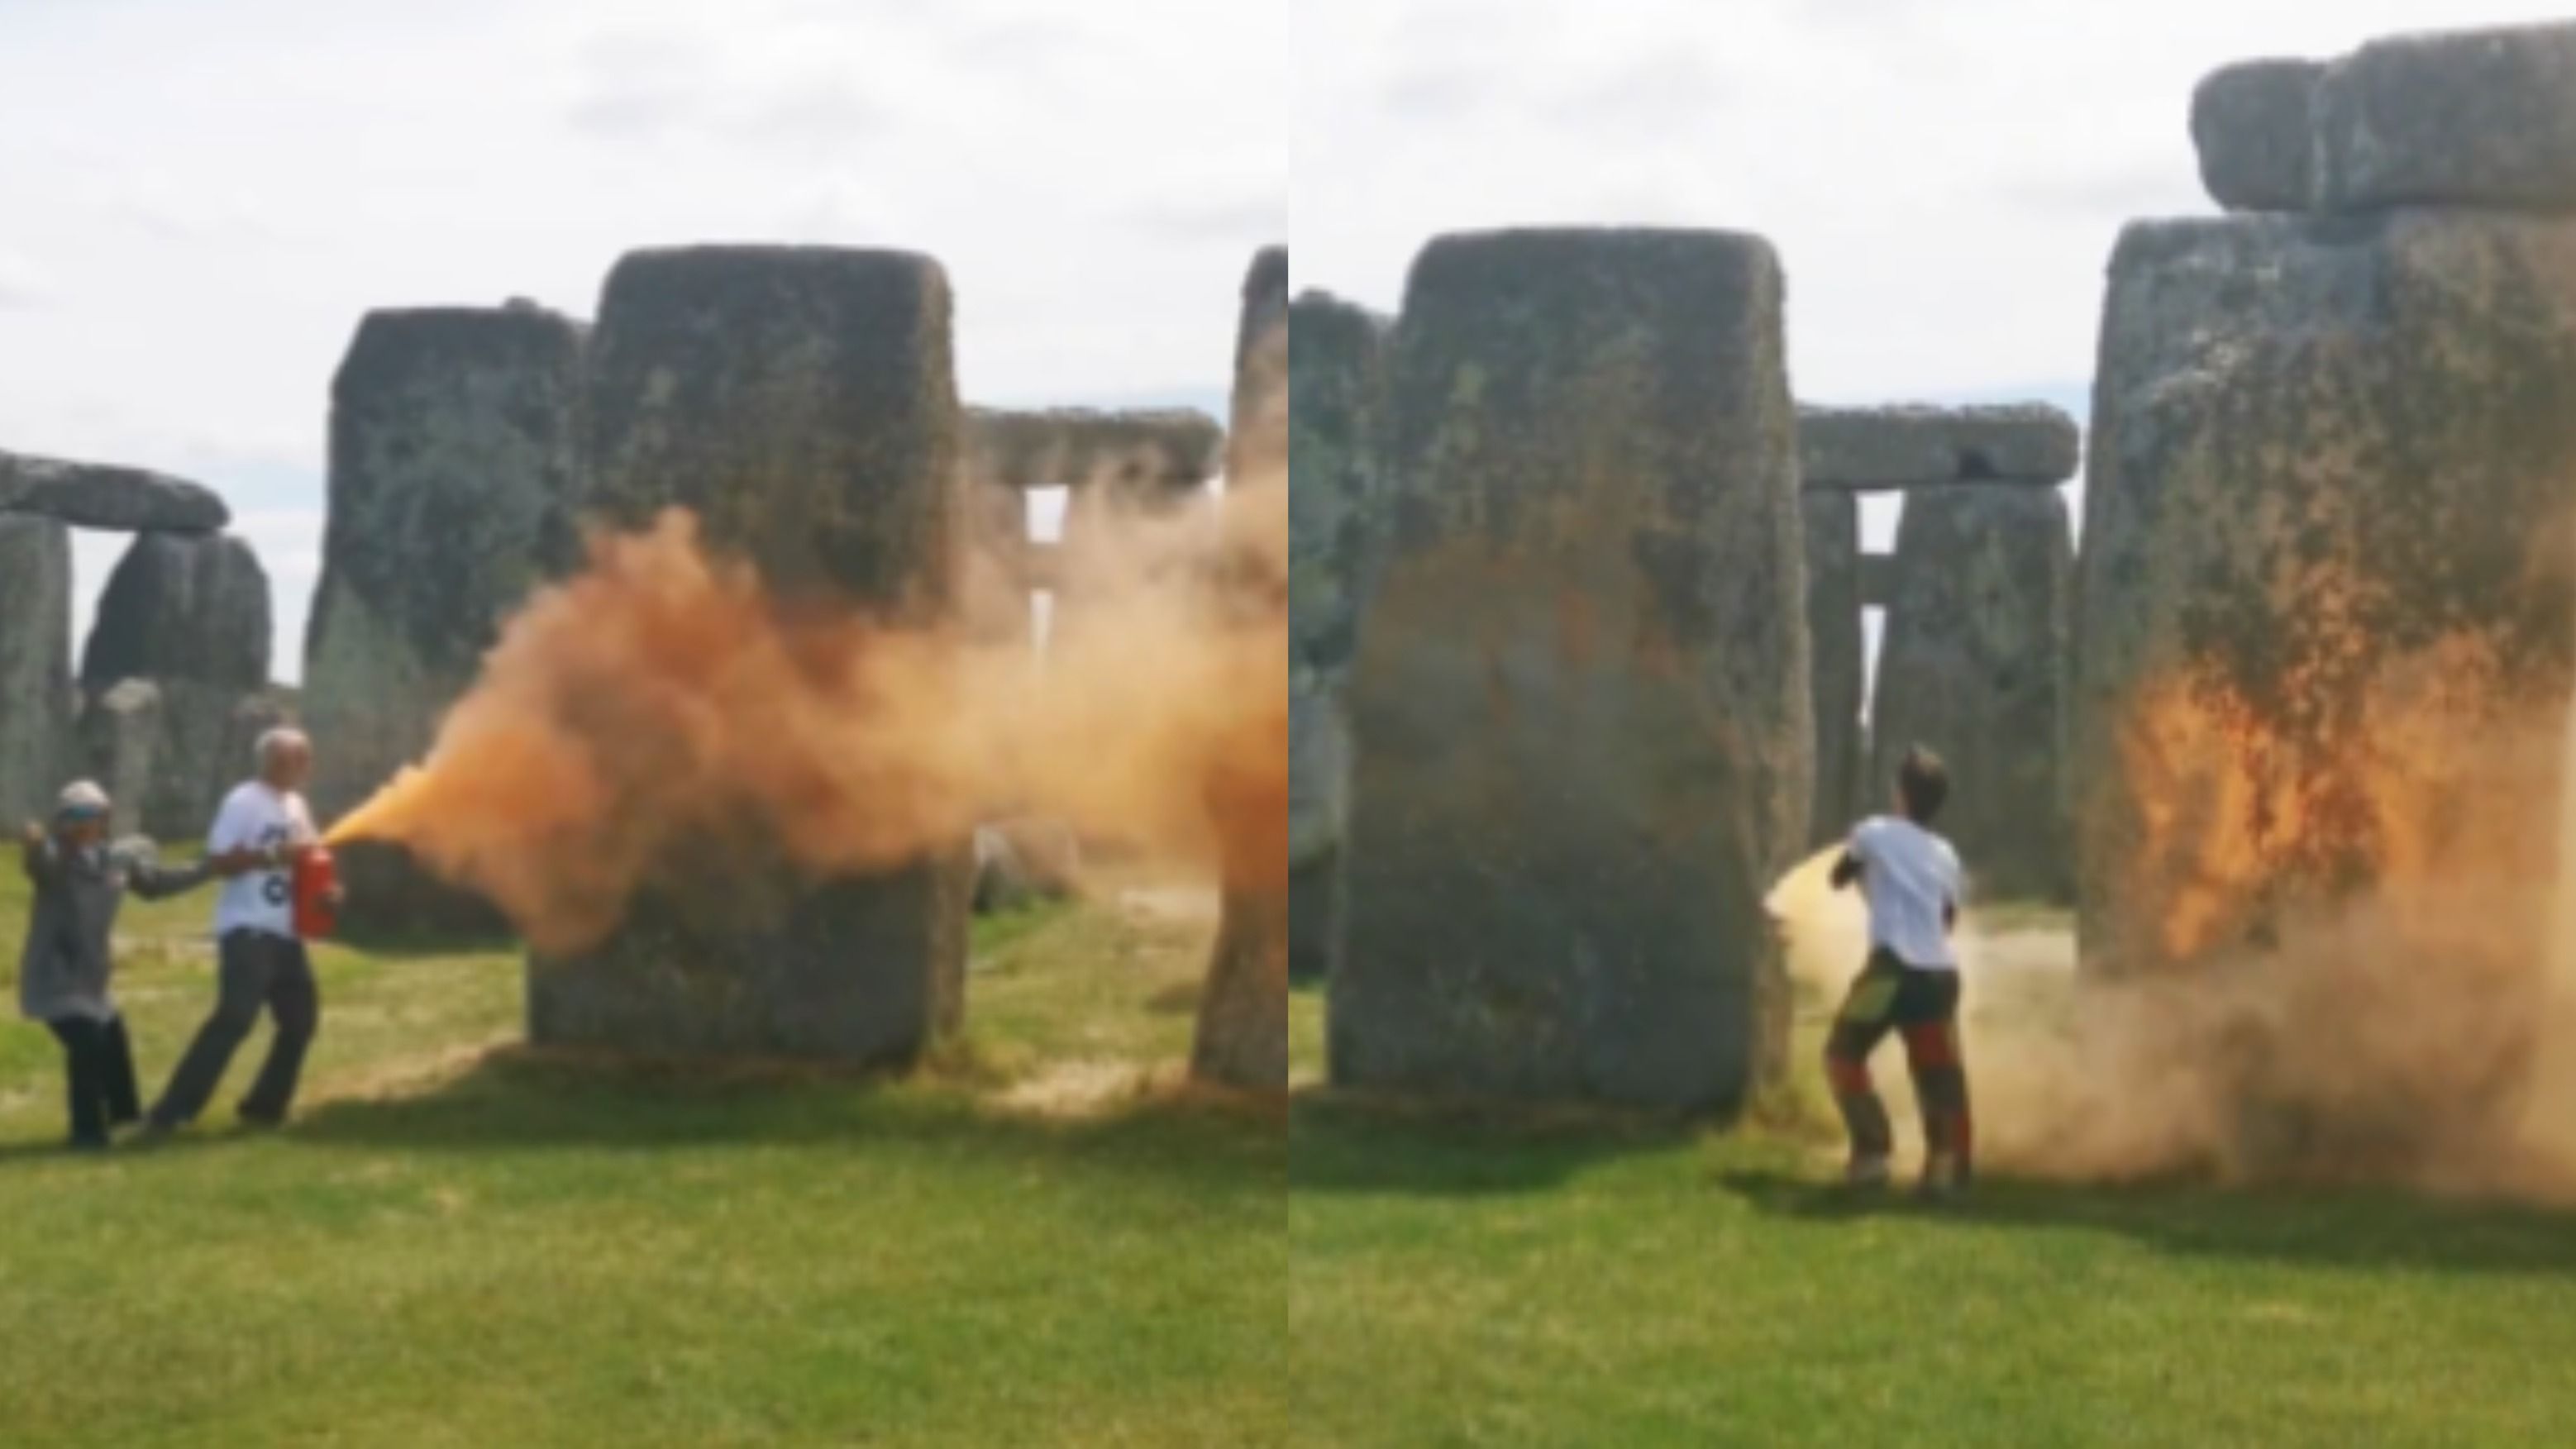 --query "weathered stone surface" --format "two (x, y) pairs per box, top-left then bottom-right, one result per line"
(77, 528), (273, 837)
(531, 245), (971, 1065)
(962, 478), (1033, 646)
(1287, 289), (1386, 989)
(1331, 228), (1806, 1113)
(139, 679), (268, 841)
(1289, 291), (1389, 676)
(2072, 210), (2576, 1158)
(0, 514), (74, 824)
(303, 306), (585, 939)
(223, 686), (299, 776)
(1859, 551), (1896, 610)
(1287, 679), (1345, 873)
(0, 450), (229, 532)
(1871, 484), (2074, 902)
(1799, 404), (2081, 489)
(2192, 59), (2323, 213)
(1287, 675), (1344, 984)
(2315, 21), (2576, 213)
(79, 679), (161, 840)
(963, 408), (1223, 496)
(1195, 244), (1291, 1093)
(82, 532), (269, 693)
(1801, 490), (1865, 847)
